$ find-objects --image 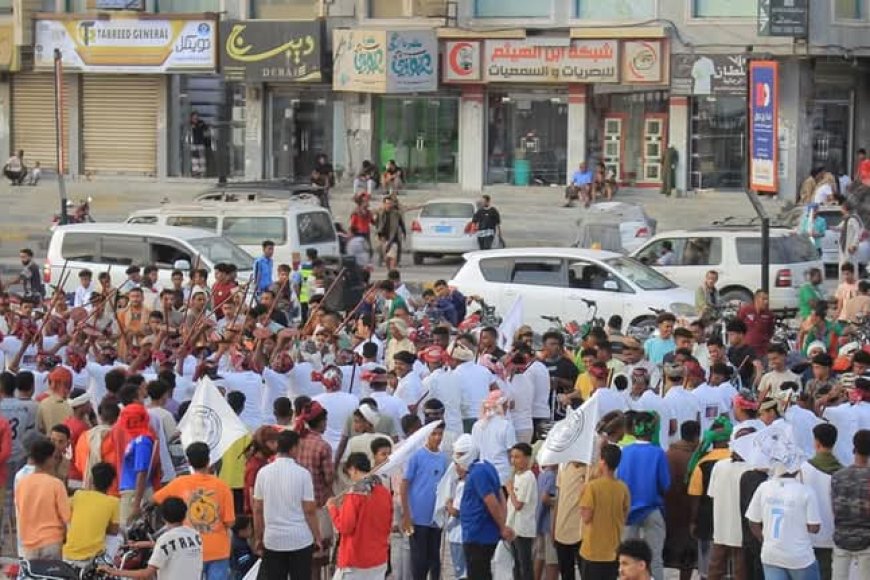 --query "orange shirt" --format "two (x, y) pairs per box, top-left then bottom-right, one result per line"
(15, 472), (71, 550)
(74, 427), (119, 496)
(153, 472), (235, 562)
